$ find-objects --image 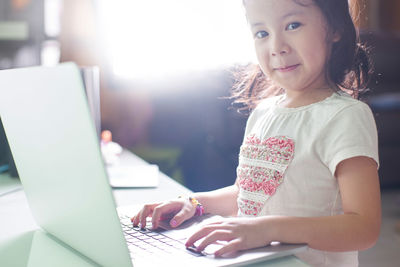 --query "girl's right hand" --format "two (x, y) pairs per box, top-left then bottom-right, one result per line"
(130, 198), (197, 229)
